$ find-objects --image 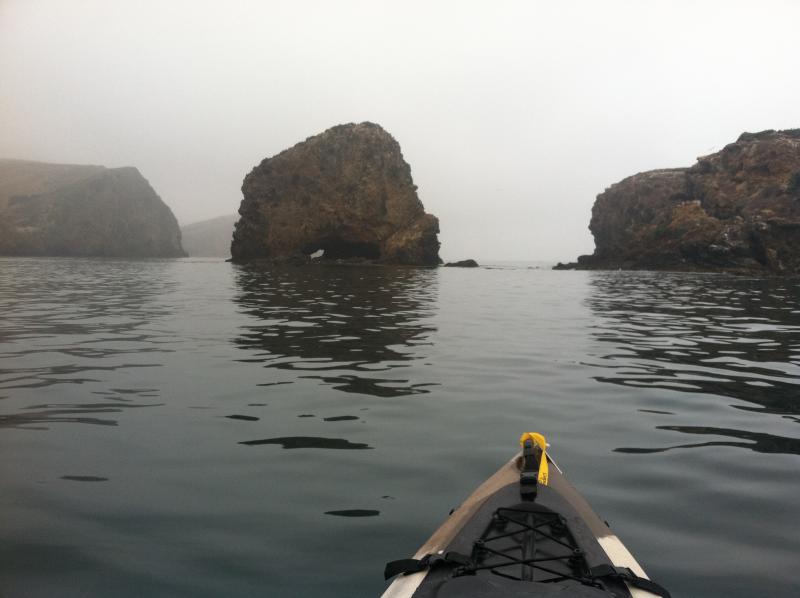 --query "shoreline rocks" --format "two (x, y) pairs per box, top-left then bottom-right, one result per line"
(444, 259), (479, 267)
(556, 129), (800, 274)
